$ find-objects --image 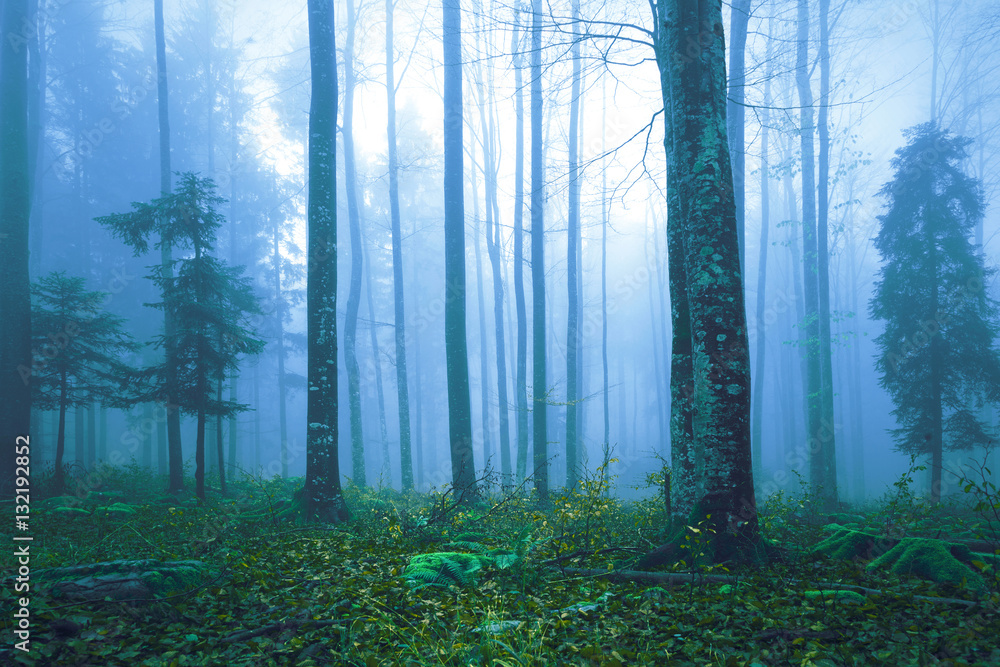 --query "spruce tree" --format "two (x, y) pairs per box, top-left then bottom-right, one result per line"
(871, 123), (1000, 503)
(97, 173), (264, 499)
(26, 273), (137, 494)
